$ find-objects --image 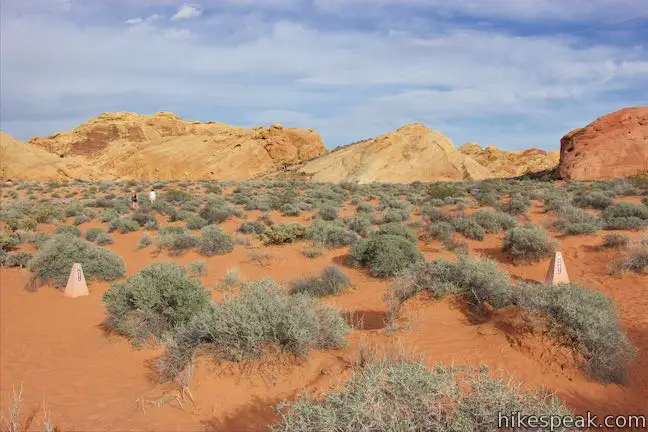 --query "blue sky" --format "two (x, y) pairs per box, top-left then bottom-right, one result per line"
(1, 0), (647, 150)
